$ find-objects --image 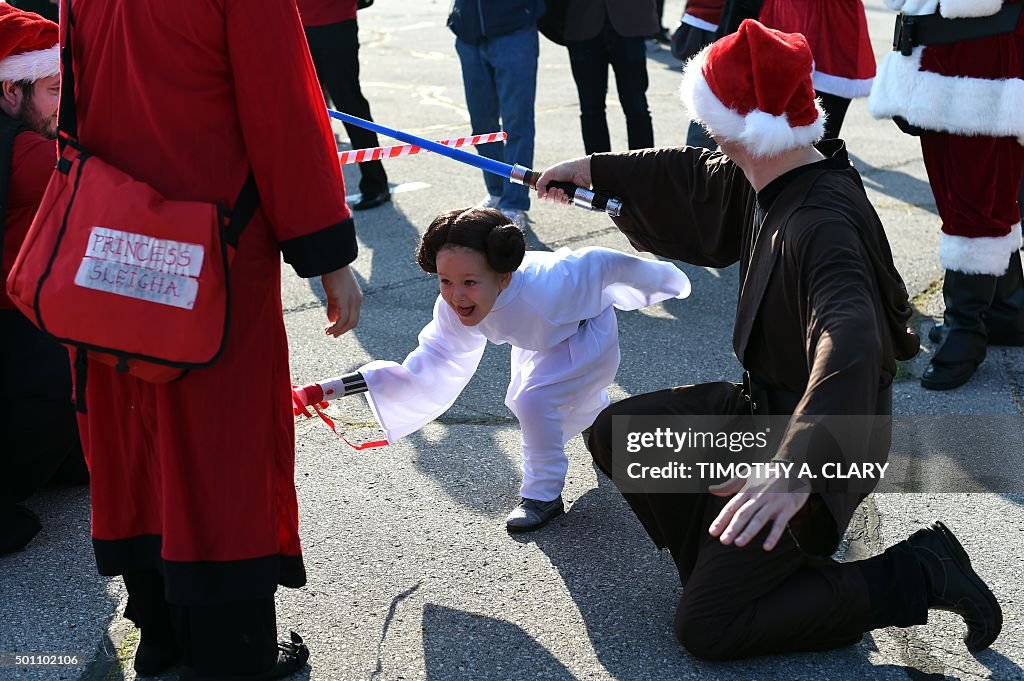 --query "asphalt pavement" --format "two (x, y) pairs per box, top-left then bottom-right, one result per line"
(1, 1), (1022, 679)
